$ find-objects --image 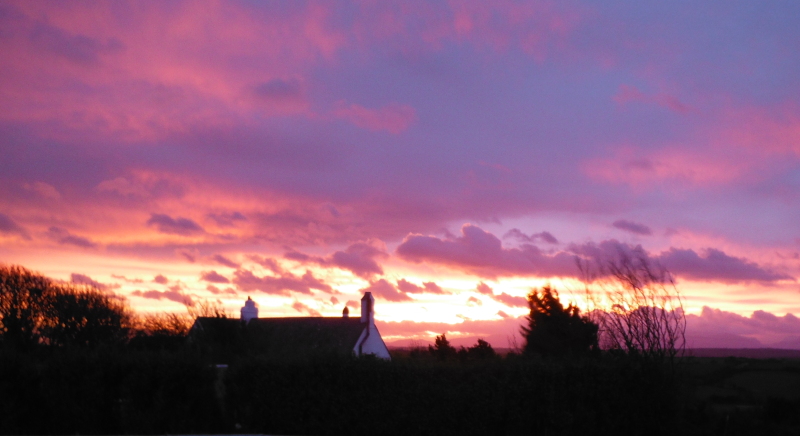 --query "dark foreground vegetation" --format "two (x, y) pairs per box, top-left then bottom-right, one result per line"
(1, 346), (799, 435)
(1, 264), (798, 435)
